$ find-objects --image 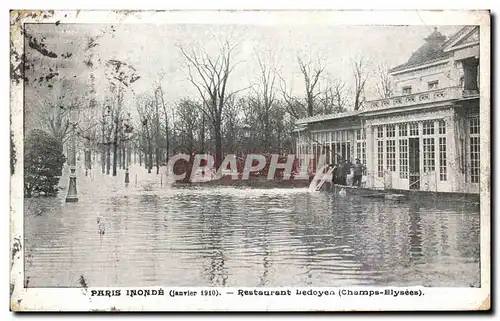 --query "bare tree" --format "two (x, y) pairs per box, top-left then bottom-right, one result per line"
(76, 104), (100, 172)
(279, 56), (326, 119)
(154, 74), (171, 163)
(176, 99), (201, 154)
(221, 95), (241, 153)
(104, 100), (114, 175)
(352, 55), (368, 111)
(37, 99), (70, 146)
(152, 85), (161, 174)
(297, 56), (326, 117)
(135, 94), (155, 173)
(317, 78), (349, 114)
(179, 39), (245, 167)
(238, 96), (258, 152)
(100, 102), (111, 174)
(112, 85), (123, 176)
(269, 101), (291, 154)
(104, 59), (140, 176)
(279, 75), (307, 119)
(375, 63), (393, 99)
(332, 80), (349, 112)
(251, 52), (278, 150)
